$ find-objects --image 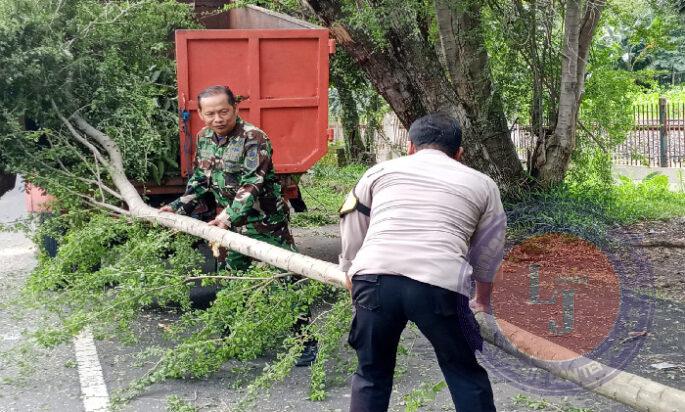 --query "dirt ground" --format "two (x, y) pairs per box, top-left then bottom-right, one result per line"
(617, 216), (685, 303)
